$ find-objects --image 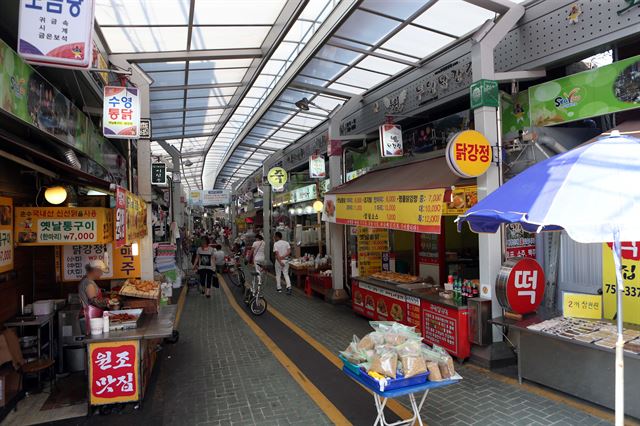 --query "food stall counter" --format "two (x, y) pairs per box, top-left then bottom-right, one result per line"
(352, 275), (470, 359)
(492, 312), (640, 419)
(85, 304), (177, 411)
